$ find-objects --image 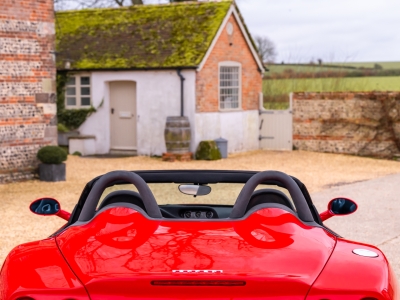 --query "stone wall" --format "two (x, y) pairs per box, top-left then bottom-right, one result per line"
(0, 0), (56, 183)
(293, 92), (400, 157)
